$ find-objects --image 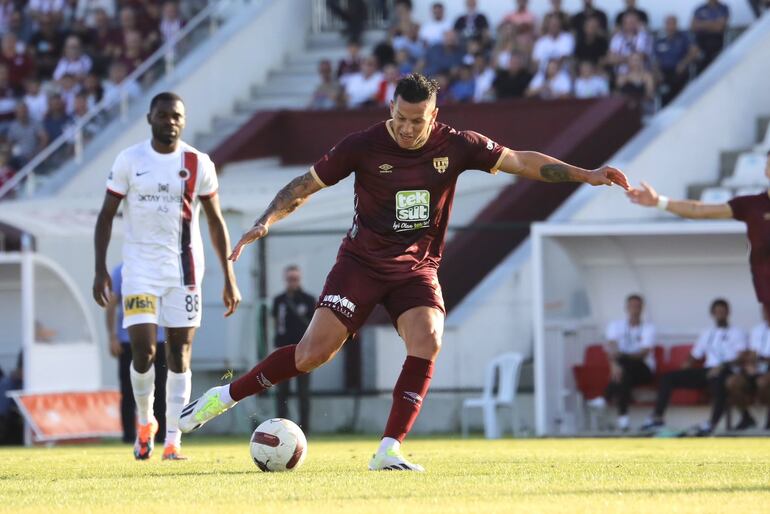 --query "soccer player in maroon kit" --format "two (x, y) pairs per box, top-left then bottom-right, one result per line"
(180, 74), (630, 470)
